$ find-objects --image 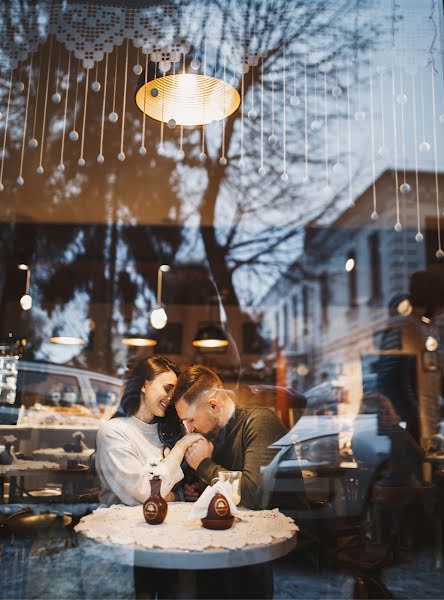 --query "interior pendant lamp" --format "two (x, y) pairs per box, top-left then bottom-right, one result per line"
(50, 332), (85, 345)
(135, 51), (241, 127)
(18, 264), (32, 311)
(121, 335), (157, 348)
(193, 322), (229, 349)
